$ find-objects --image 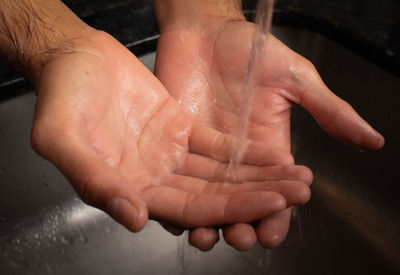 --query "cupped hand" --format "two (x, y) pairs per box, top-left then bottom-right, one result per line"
(30, 30), (311, 235)
(155, 20), (384, 250)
